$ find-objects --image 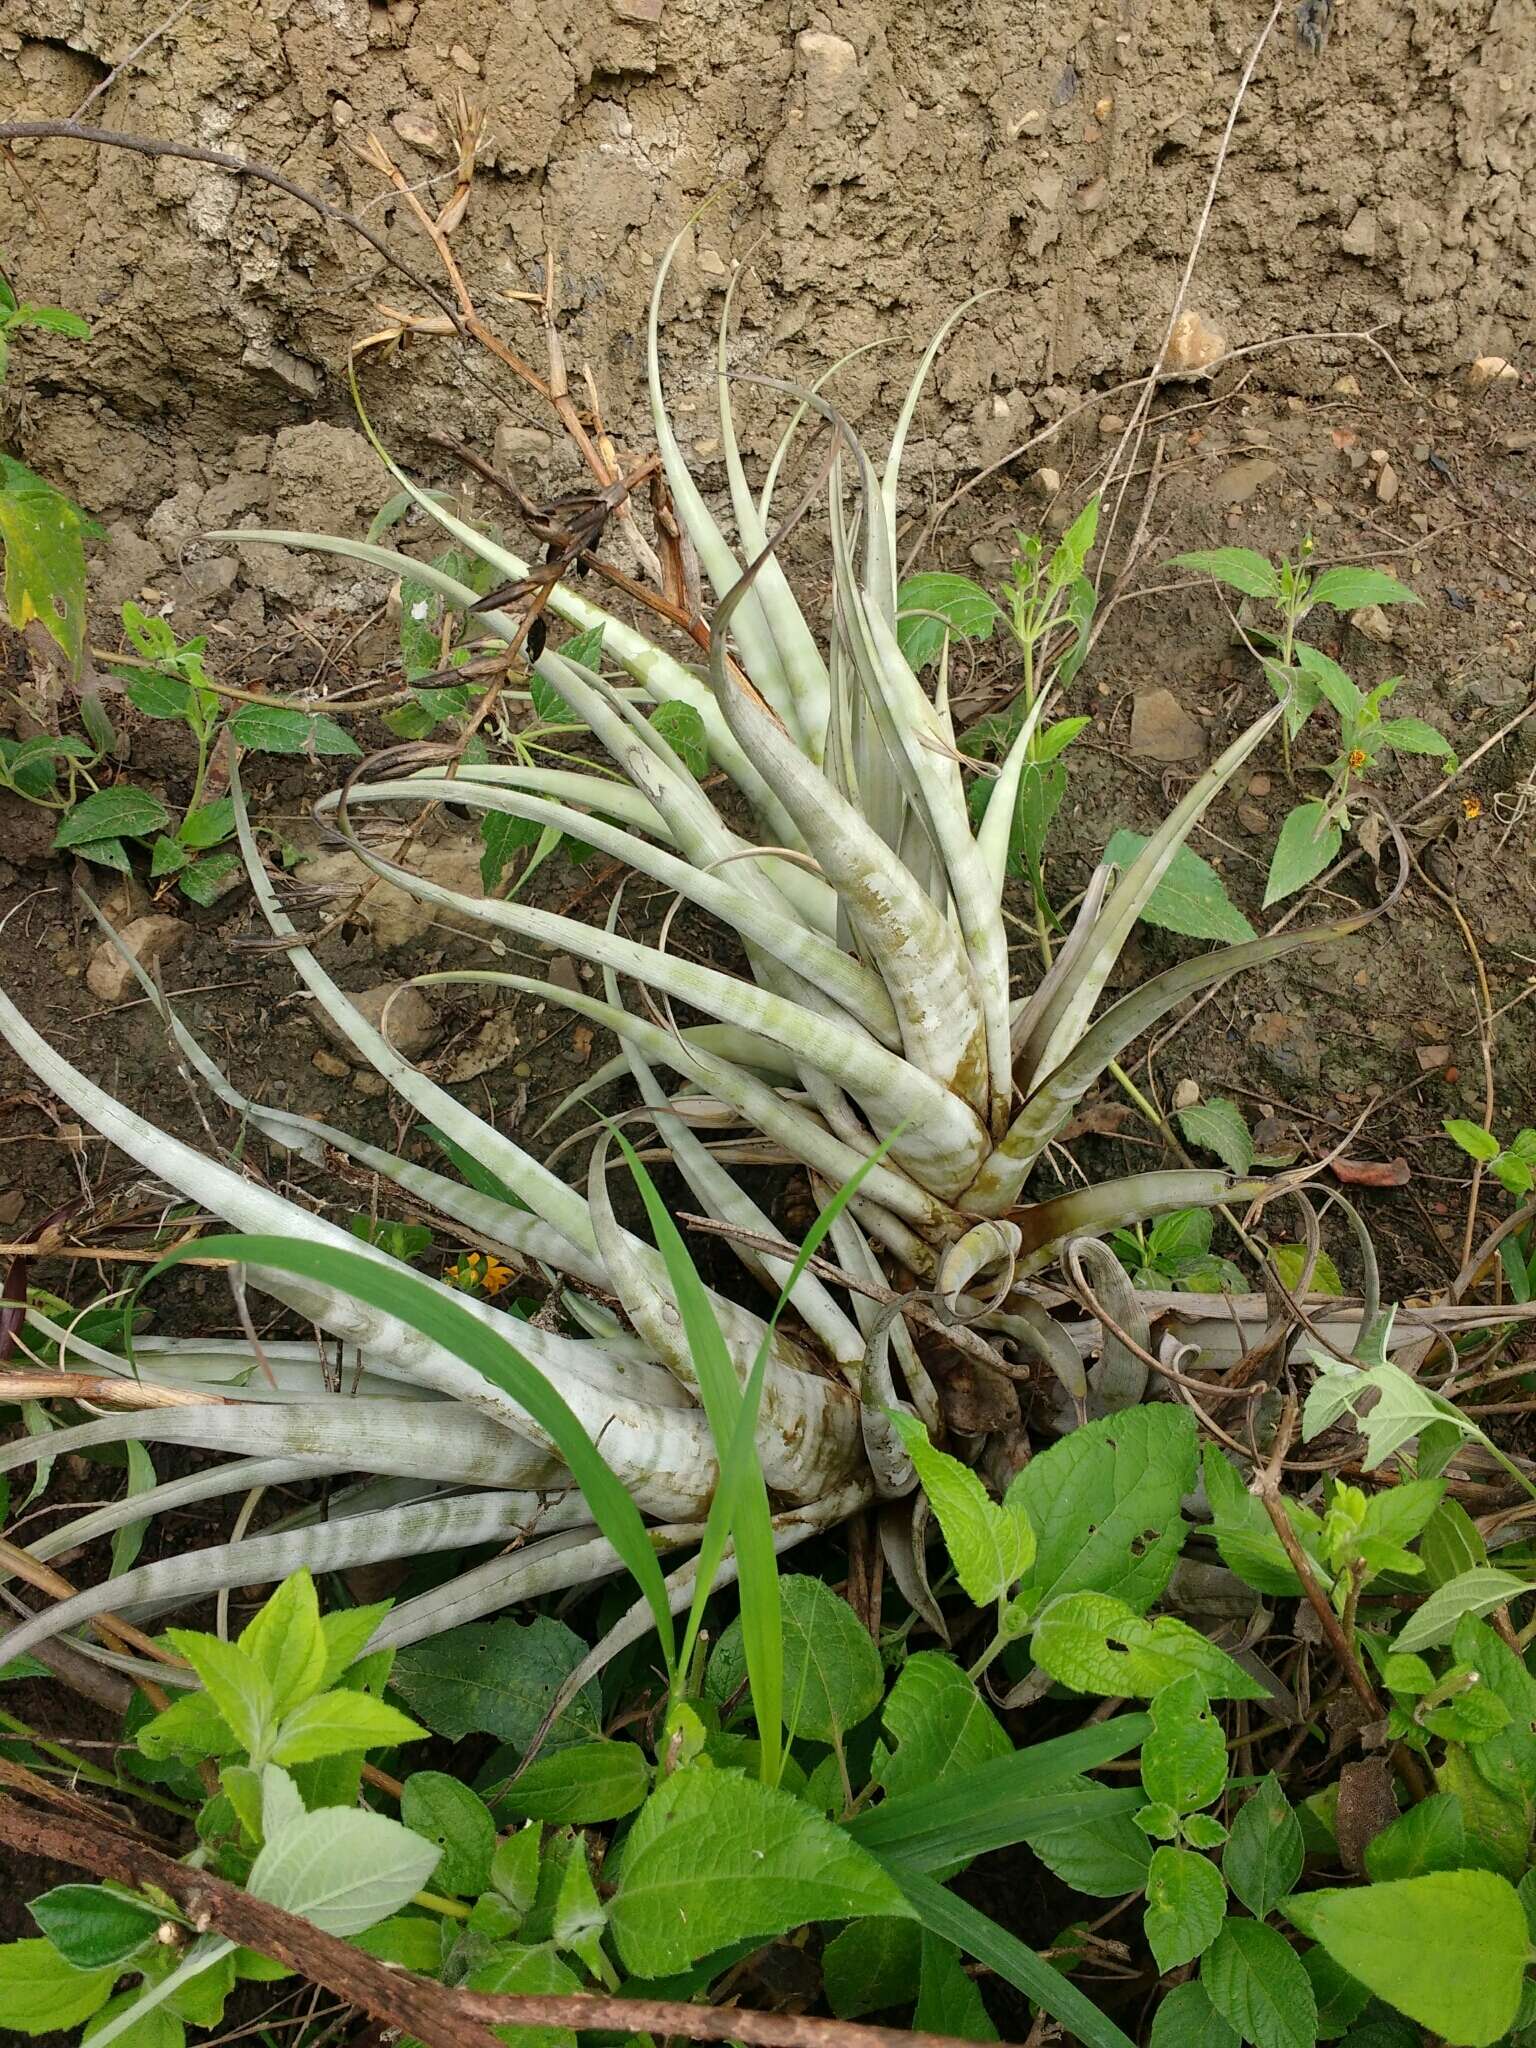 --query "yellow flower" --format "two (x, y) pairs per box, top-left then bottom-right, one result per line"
(1347, 748), (1368, 772)
(1462, 794), (1482, 821)
(445, 1251), (514, 1297)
